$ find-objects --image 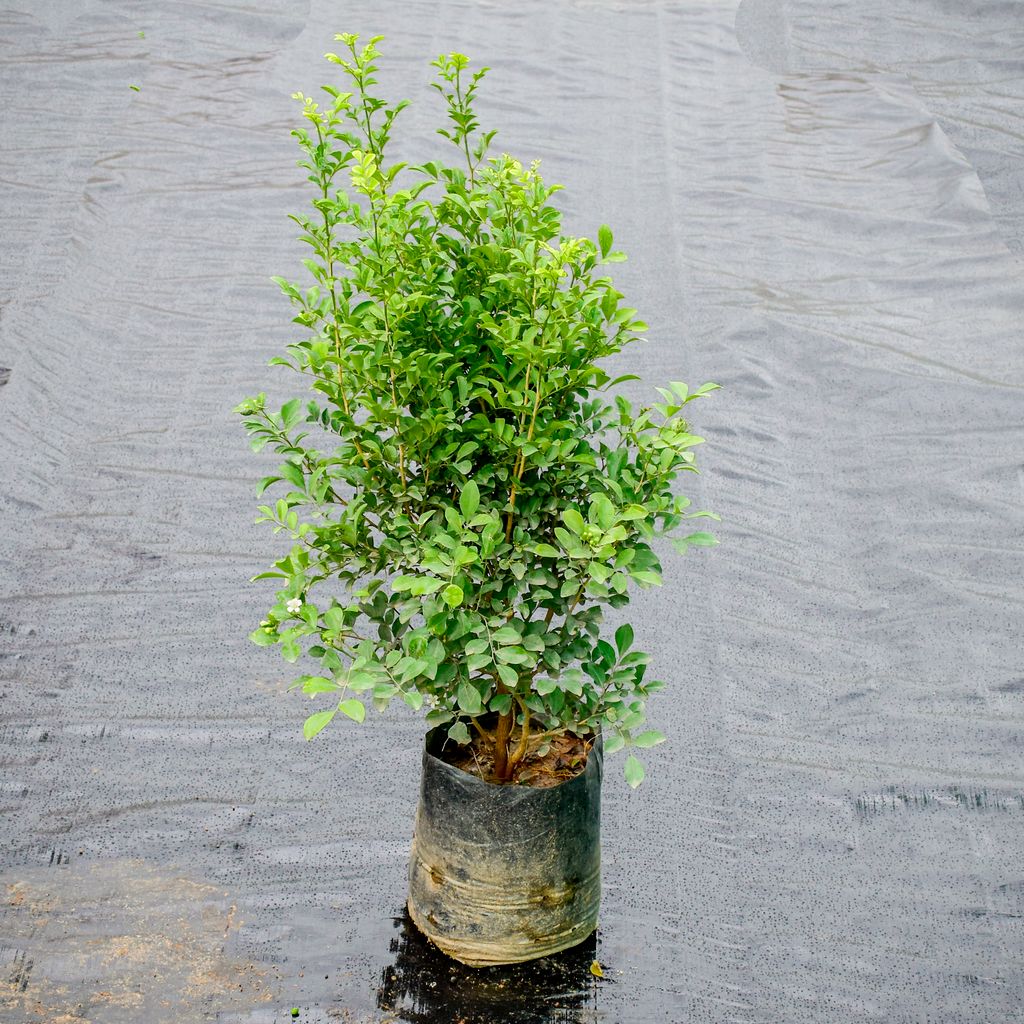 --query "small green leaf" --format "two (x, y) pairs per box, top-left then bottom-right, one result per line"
(633, 729), (666, 748)
(624, 754), (645, 788)
(603, 733), (626, 755)
(303, 708), (336, 740)
(457, 680), (484, 715)
(532, 543), (560, 558)
(597, 224), (613, 259)
(442, 584), (464, 608)
(301, 676), (338, 695)
(249, 627), (277, 647)
(614, 623), (634, 655)
(489, 693), (512, 714)
(491, 626), (521, 645)
(496, 663), (519, 687)
(590, 494), (615, 529)
(631, 570), (662, 586)
(562, 508), (586, 535)
(496, 645), (531, 665)
(338, 698), (366, 723)
(280, 397), (304, 429)
(448, 720), (471, 745)
(683, 531), (719, 546)
(280, 462), (305, 488)
(409, 576), (444, 596)
(460, 479), (480, 518)
(403, 690), (425, 711)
